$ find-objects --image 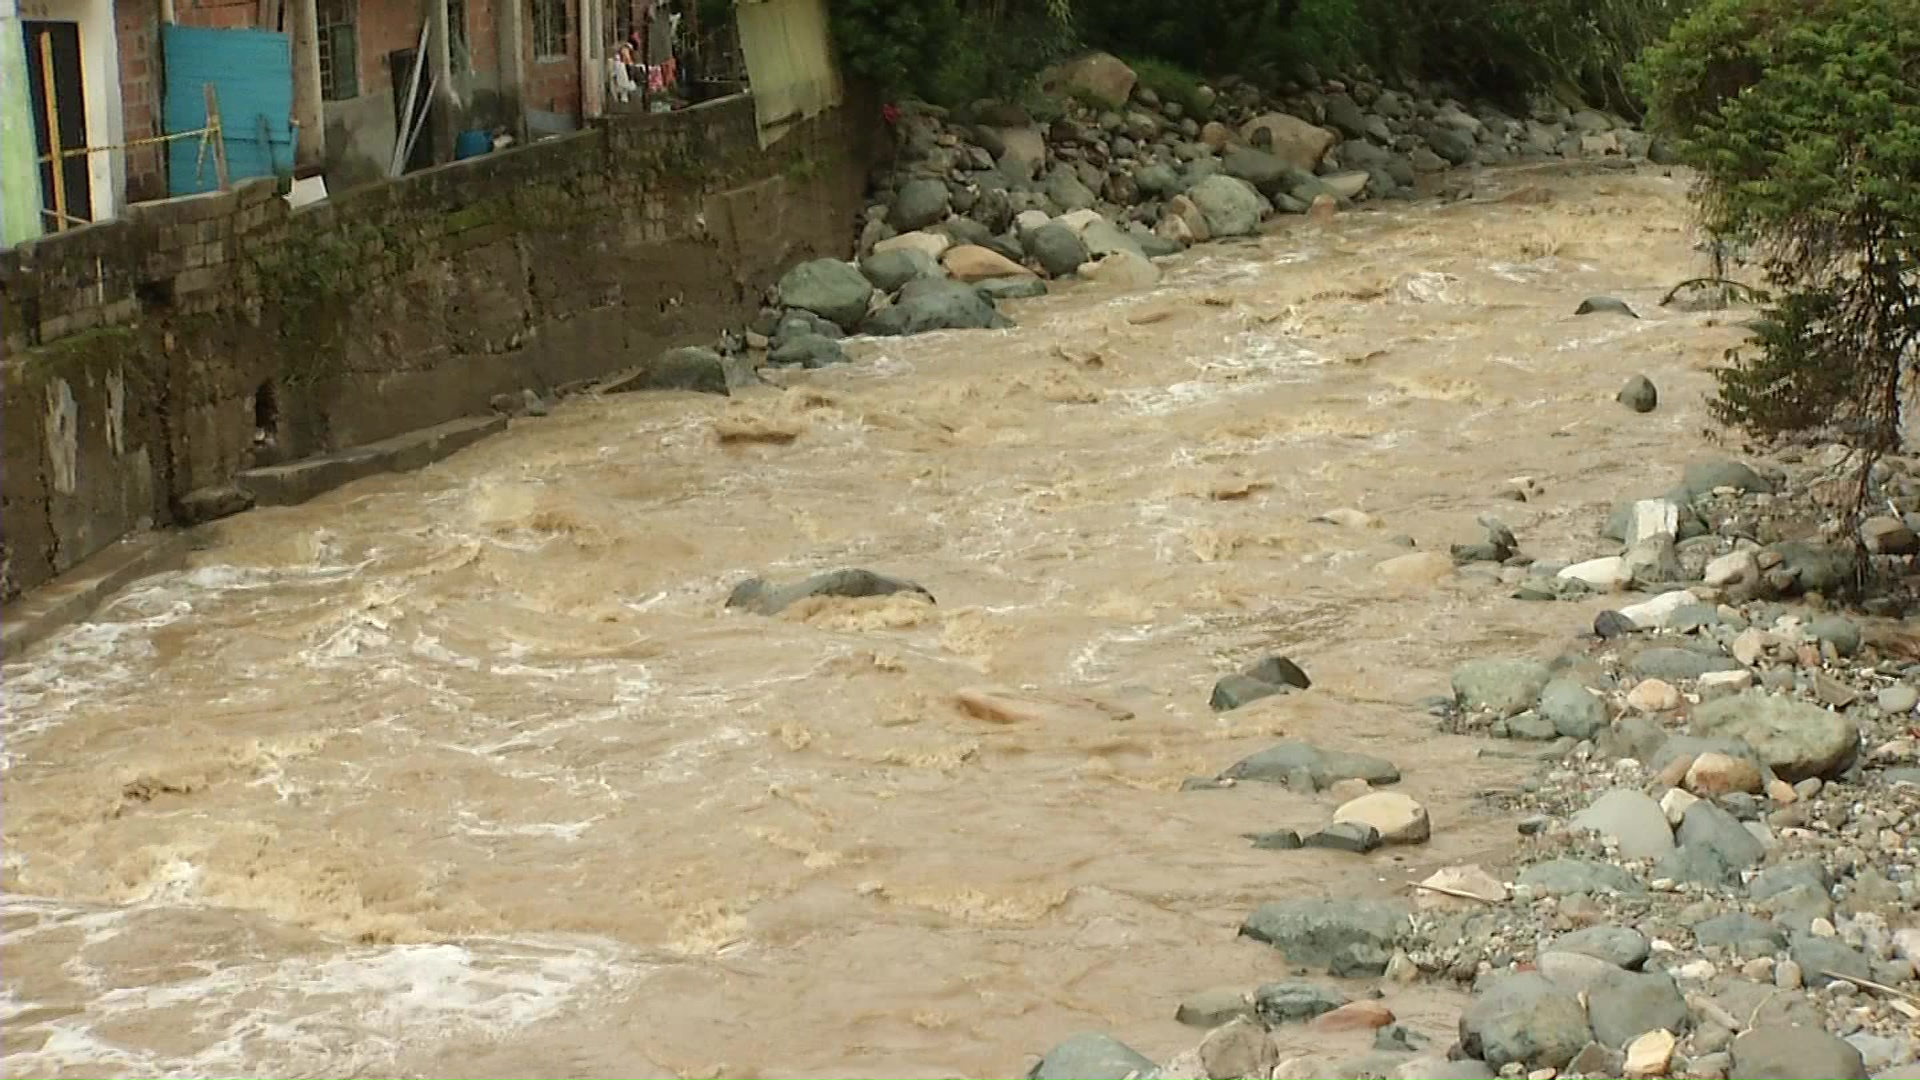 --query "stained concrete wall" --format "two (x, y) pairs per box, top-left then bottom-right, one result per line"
(0, 90), (879, 600)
